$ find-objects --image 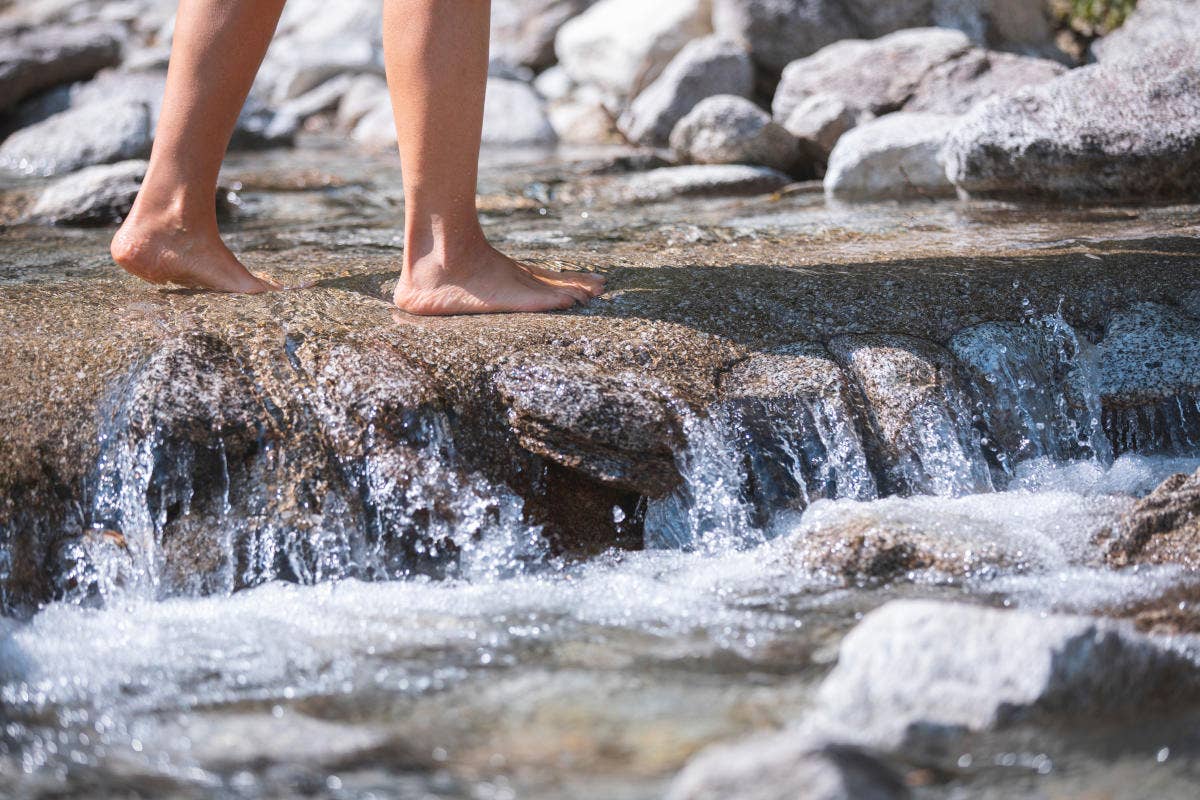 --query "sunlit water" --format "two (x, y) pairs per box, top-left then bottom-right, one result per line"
(4, 146), (1200, 798)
